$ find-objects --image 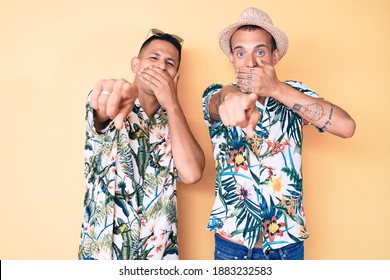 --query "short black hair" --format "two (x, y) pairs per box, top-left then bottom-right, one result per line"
(138, 34), (182, 68)
(229, 25), (277, 53)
